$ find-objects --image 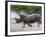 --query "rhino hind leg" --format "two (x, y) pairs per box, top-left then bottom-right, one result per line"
(38, 21), (41, 27)
(37, 20), (41, 27)
(22, 22), (26, 28)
